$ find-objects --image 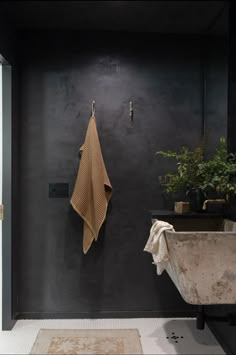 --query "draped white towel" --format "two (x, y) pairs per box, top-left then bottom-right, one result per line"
(144, 219), (175, 275)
